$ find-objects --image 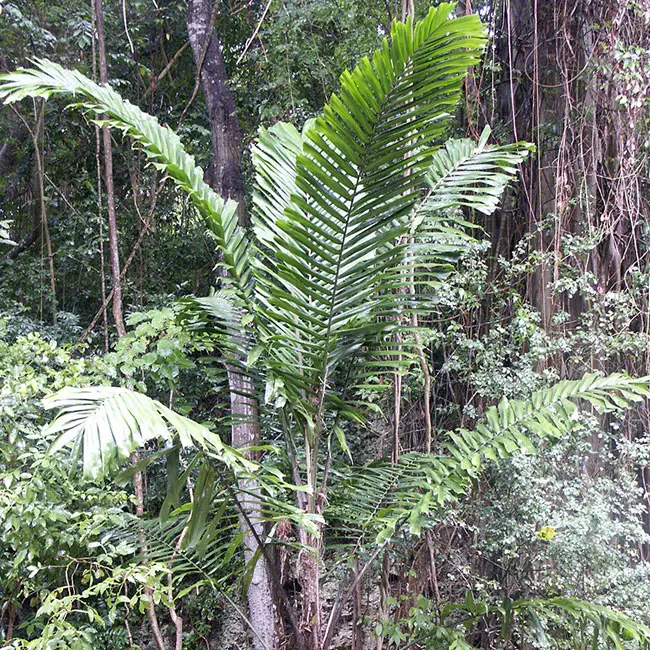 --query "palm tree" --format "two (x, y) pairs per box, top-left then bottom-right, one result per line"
(2, 5), (650, 650)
